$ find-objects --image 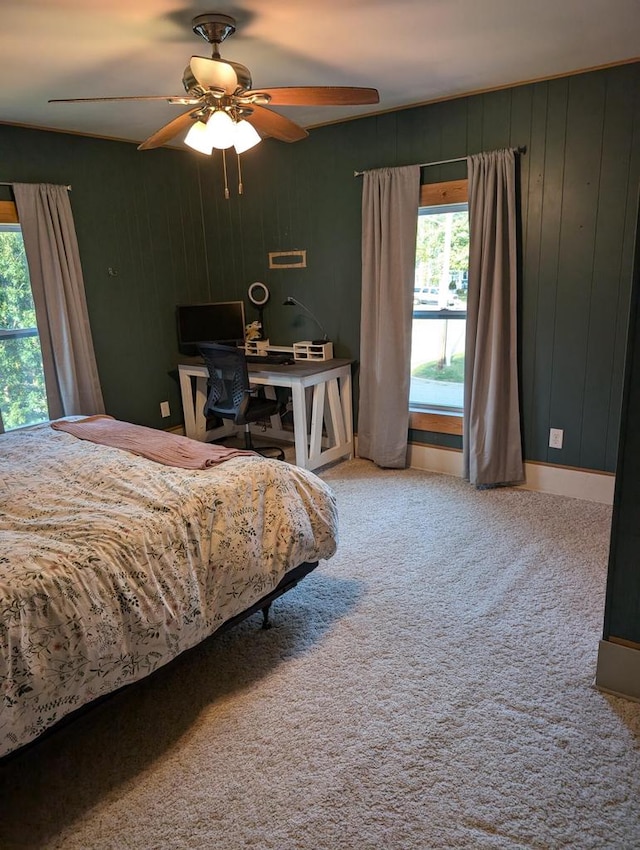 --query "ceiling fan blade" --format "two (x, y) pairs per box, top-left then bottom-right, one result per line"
(187, 56), (238, 94)
(137, 109), (197, 151)
(244, 105), (308, 143)
(48, 95), (201, 105)
(243, 86), (380, 107)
